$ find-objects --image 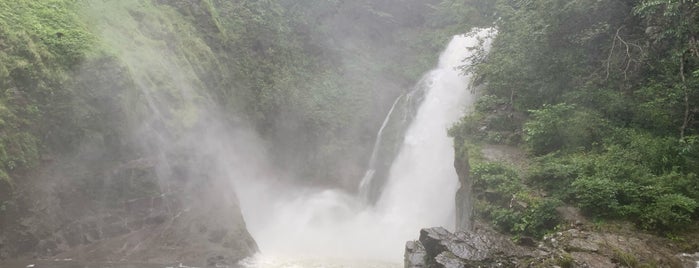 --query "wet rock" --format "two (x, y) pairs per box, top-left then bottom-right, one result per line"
(208, 229), (227, 244)
(566, 238), (599, 253)
(569, 252), (614, 268)
(677, 252), (699, 268)
(435, 251), (467, 268)
(36, 239), (58, 256)
(406, 225), (693, 267)
(101, 222), (129, 238)
(517, 236), (536, 247)
(419, 227), (454, 259)
(454, 147), (472, 232)
(405, 240), (427, 268)
(48, 179), (258, 267)
(407, 226), (529, 268)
